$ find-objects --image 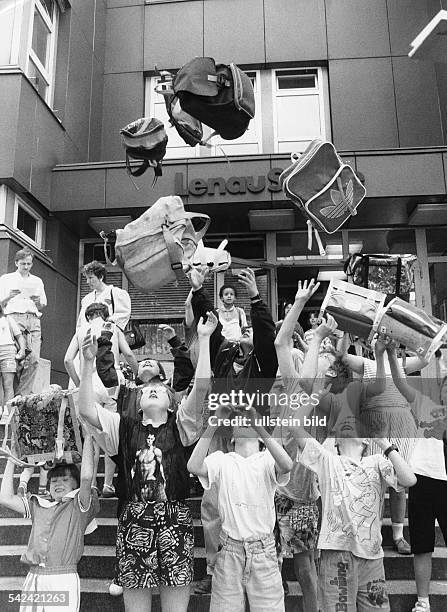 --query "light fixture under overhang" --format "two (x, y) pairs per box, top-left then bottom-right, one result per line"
(248, 209), (295, 231)
(409, 10), (447, 62)
(88, 215), (133, 234)
(408, 203), (447, 226)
